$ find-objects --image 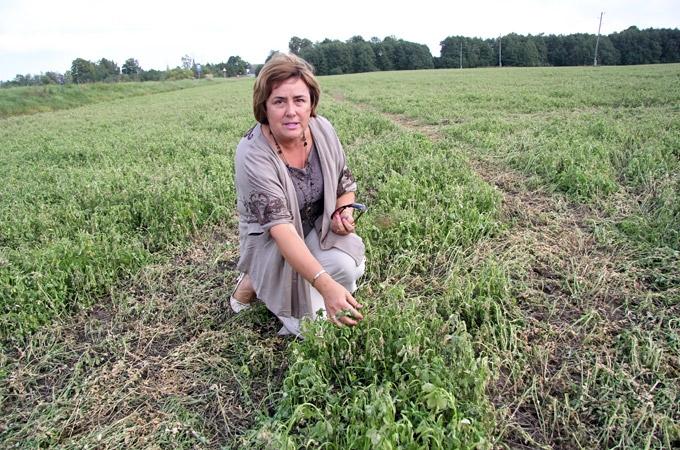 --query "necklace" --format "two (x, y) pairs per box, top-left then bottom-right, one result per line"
(268, 126), (319, 230)
(269, 126), (309, 168)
